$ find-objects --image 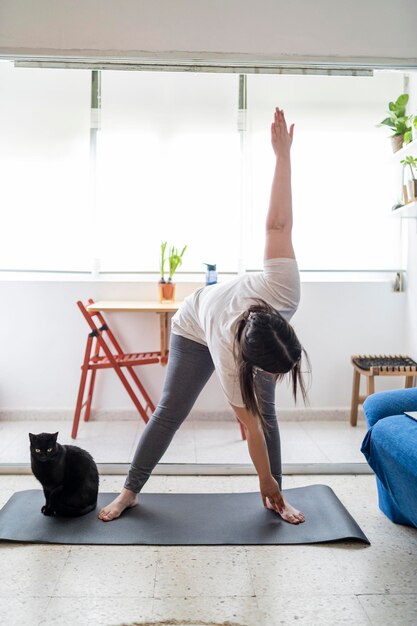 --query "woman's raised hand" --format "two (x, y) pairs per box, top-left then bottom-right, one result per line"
(271, 107), (294, 157)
